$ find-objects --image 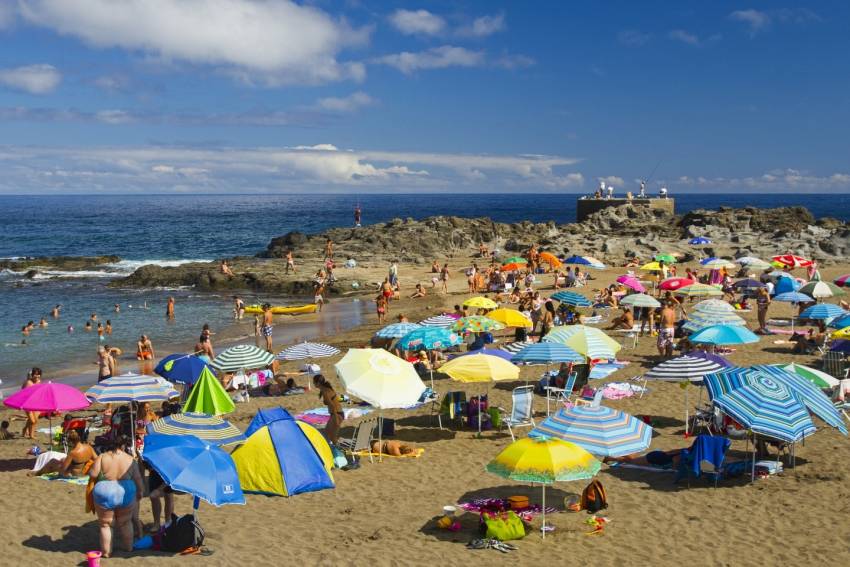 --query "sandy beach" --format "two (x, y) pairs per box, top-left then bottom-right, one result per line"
(2, 254), (849, 567)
